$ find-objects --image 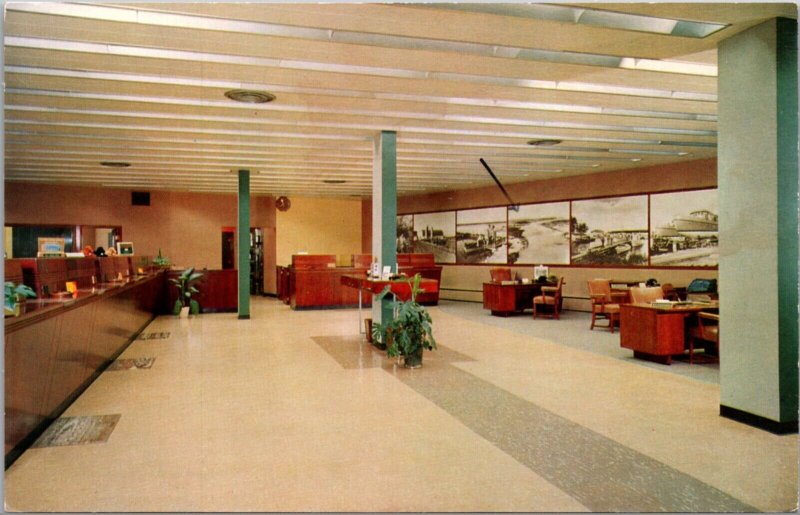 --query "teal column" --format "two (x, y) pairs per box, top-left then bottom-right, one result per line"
(238, 169), (251, 319)
(371, 131), (397, 331)
(775, 17), (797, 424)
